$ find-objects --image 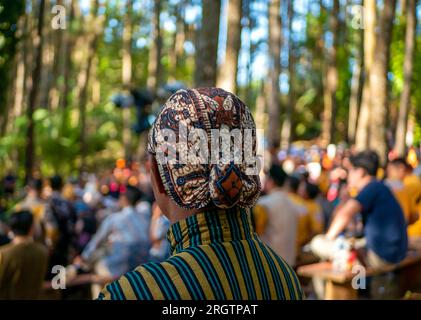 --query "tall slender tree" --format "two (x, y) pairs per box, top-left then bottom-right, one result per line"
(217, 0), (243, 94)
(122, 0), (133, 160)
(147, 0), (162, 93)
(267, 0), (282, 149)
(395, 0), (417, 156)
(169, 0), (187, 81)
(48, 0), (65, 111)
(194, 0), (221, 87)
(369, 0), (397, 164)
(0, 0), (25, 136)
(61, 0), (76, 110)
(321, 0), (339, 146)
(356, 0), (376, 151)
(347, 13), (364, 145)
(8, 11), (27, 135)
(25, 0), (46, 182)
(78, 0), (103, 173)
(282, 0), (294, 150)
